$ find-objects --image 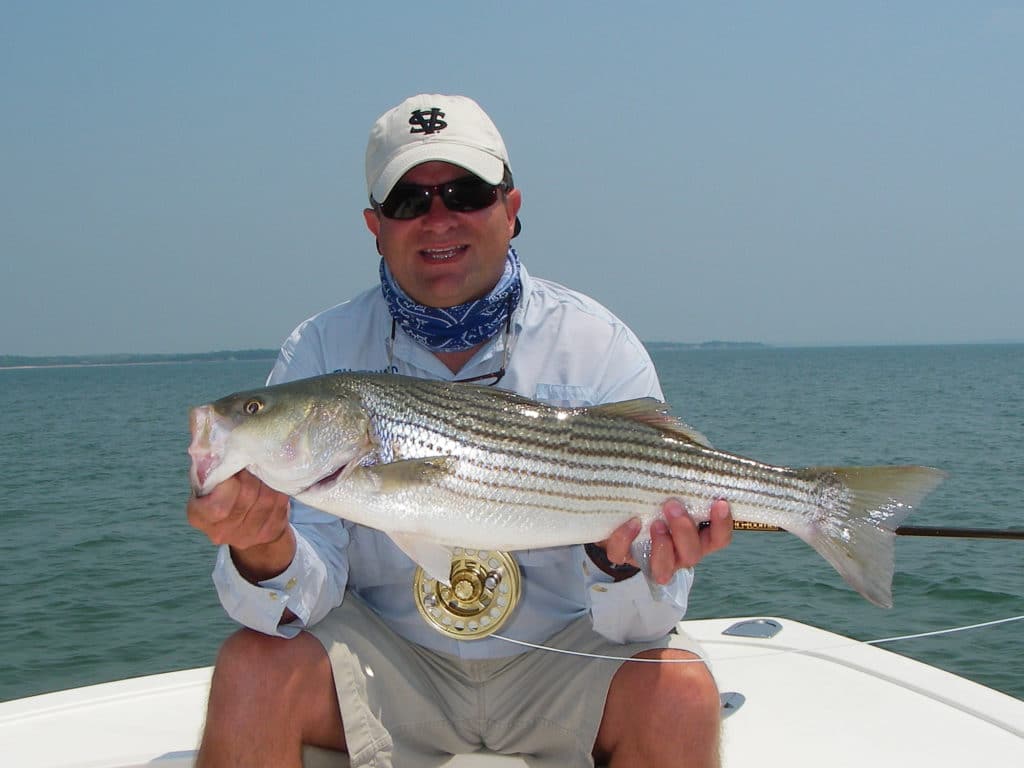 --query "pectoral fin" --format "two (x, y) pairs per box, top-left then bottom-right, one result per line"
(355, 456), (458, 493)
(390, 532), (454, 585)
